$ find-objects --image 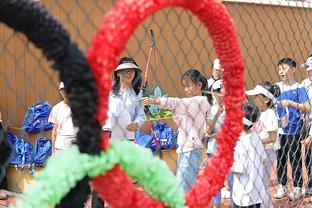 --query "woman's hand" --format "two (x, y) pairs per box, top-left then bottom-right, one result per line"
(126, 122), (139, 132)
